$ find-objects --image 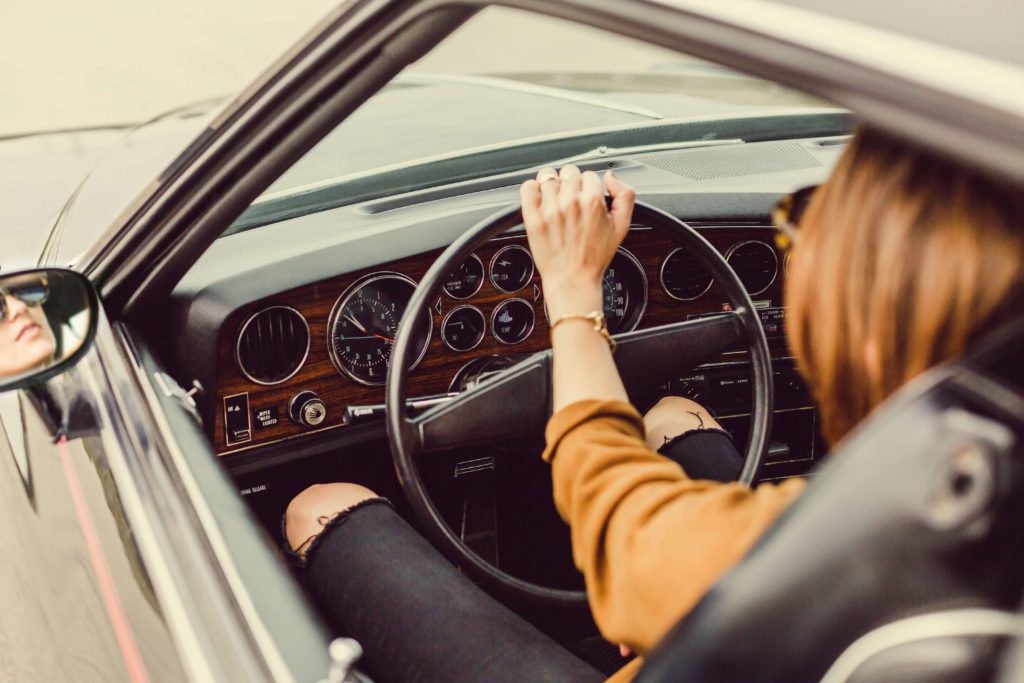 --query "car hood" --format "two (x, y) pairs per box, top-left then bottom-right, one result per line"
(265, 70), (820, 196)
(49, 70), (820, 264)
(43, 100), (222, 267)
